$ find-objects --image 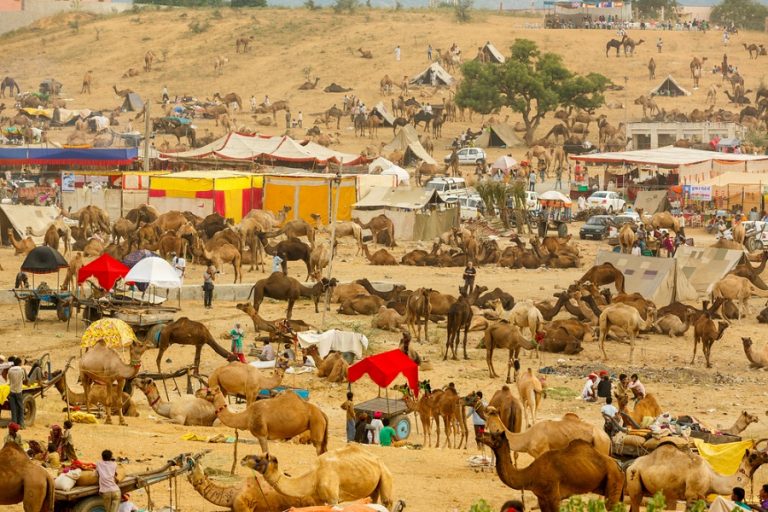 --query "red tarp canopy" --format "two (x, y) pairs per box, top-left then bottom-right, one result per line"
(348, 350), (419, 397)
(78, 253), (129, 290)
